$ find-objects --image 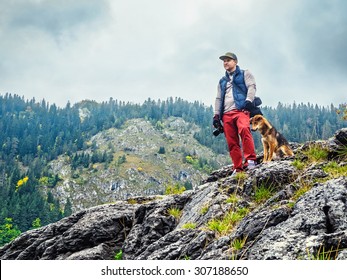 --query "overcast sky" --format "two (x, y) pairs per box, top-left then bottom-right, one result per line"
(1, 0), (346, 108)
